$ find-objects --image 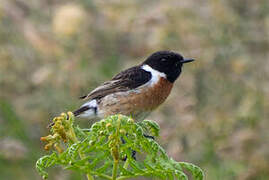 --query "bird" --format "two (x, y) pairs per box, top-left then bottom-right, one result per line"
(73, 50), (194, 121)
